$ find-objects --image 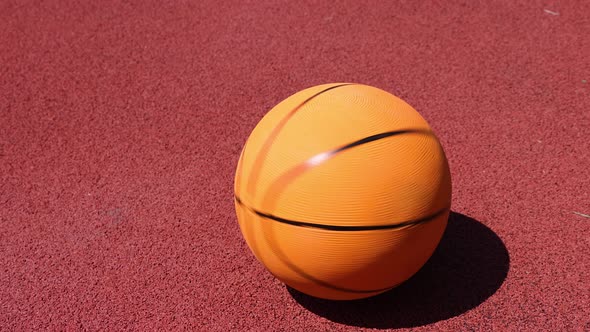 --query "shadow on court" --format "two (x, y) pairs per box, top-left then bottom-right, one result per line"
(288, 212), (510, 329)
